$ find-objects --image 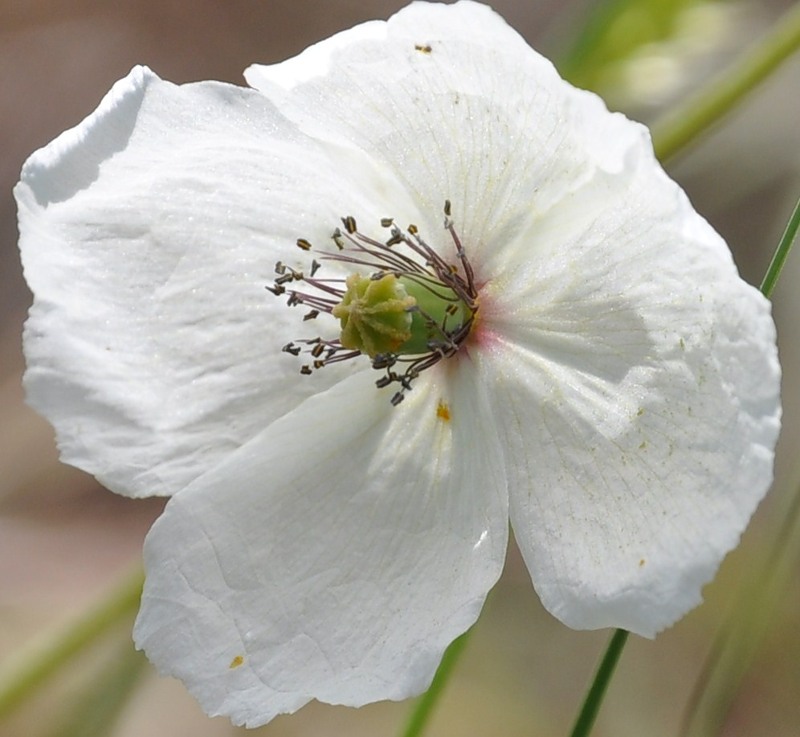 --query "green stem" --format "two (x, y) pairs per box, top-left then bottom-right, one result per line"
(0, 564), (144, 719)
(397, 629), (472, 737)
(651, 2), (800, 161)
(760, 194), (800, 299)
(568, 629), (629, 737)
